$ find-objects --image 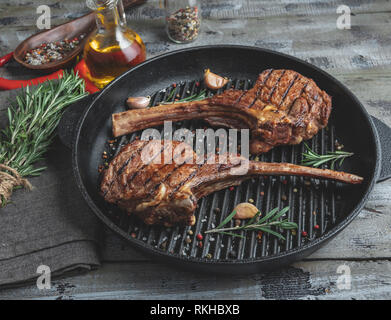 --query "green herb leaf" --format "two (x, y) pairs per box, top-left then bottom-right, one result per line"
(301, 142), (353, 169)
(258, 207), (279, 224)
(161, 89), (207, 105)
(217, 231), (246, 239)
(205, 206), (297, 240)
(217, 209), (237, 229)
(0, 71), (87, 178)
(257, 226), (286, 240)
(270, 206), (290, 222)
